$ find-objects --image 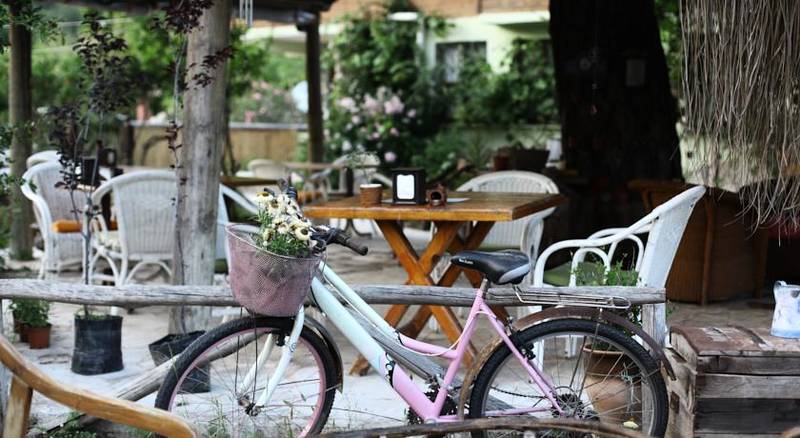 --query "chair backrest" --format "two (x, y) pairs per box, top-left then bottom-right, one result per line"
(26, 150), (60, 169)
(247, 159), (290, 180)
(92, 171), (177, 257)
(217, 184), (258, 261)
(637, 185), (706, 288)
(21, 162), (79, 225)
(457, 171), (559, 248)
